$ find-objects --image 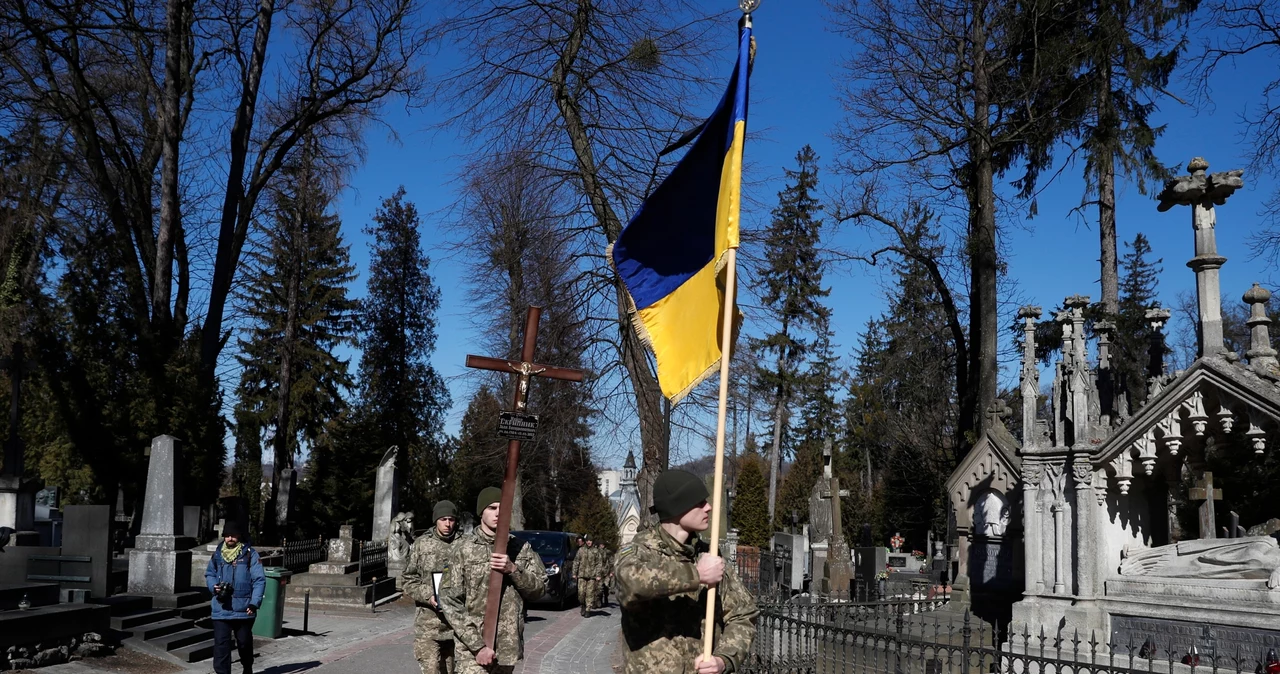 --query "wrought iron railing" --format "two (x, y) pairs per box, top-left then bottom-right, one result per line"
(357, 541), (387, 586)
(282, 536), (326, 574)
(739, 597), (1276, 674)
